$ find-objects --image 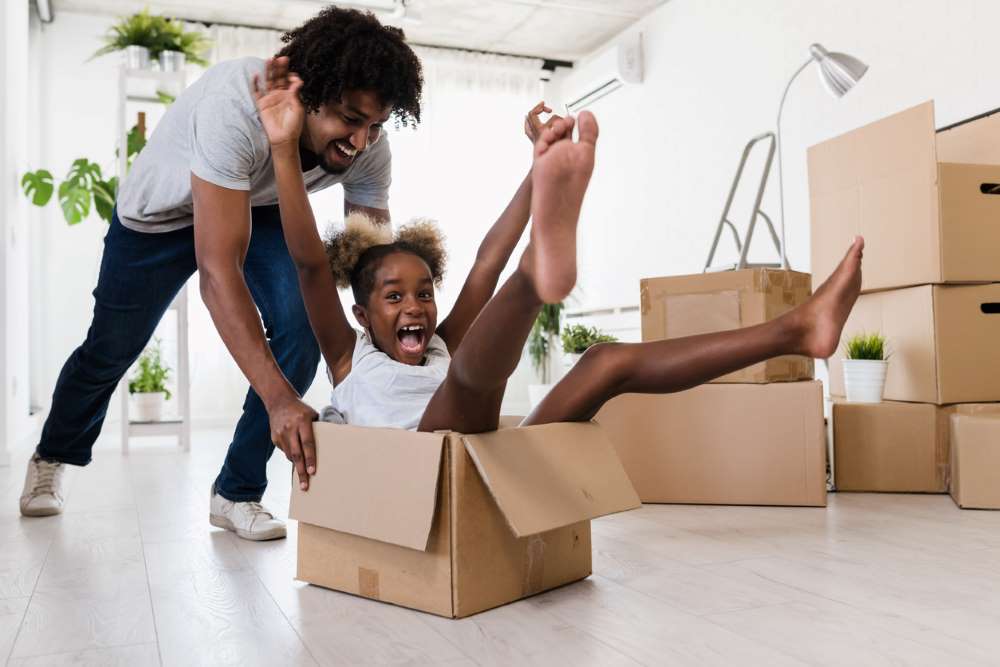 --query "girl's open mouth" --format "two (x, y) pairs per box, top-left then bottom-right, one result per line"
(397, 324), (426, 355)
